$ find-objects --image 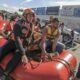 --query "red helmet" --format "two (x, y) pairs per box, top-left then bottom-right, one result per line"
(23, 8), (35, 16)
(23, 8), (35, 22)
